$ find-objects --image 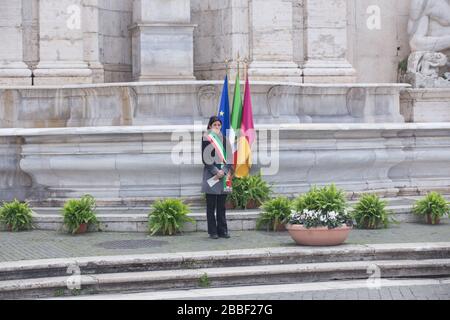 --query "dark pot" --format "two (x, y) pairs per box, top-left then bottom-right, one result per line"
(245, 199), (261, 209)
(75, 223), (88, 234)
(360, 218), (380, 230)
(426, 214), (440, 225)
(225, 200), (235, 210)
(274, 223), (286, 232)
